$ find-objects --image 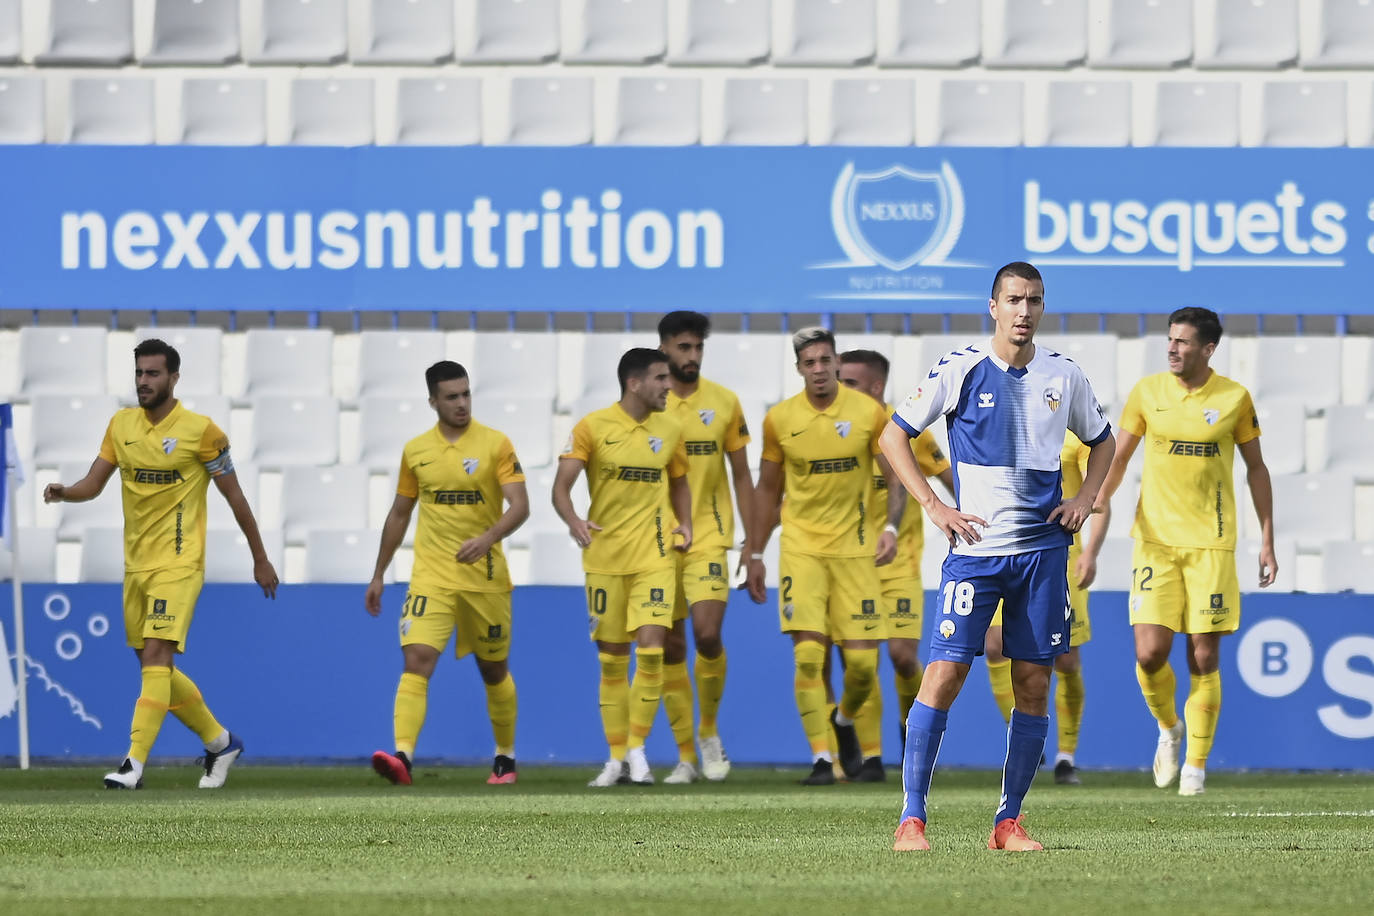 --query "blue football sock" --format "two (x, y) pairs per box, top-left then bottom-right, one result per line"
(899, 700), (948, 824)
(997, 709), (1050, 824)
